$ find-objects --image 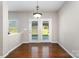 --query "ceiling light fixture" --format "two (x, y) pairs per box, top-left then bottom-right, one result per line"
(33, 1), (42, 18)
